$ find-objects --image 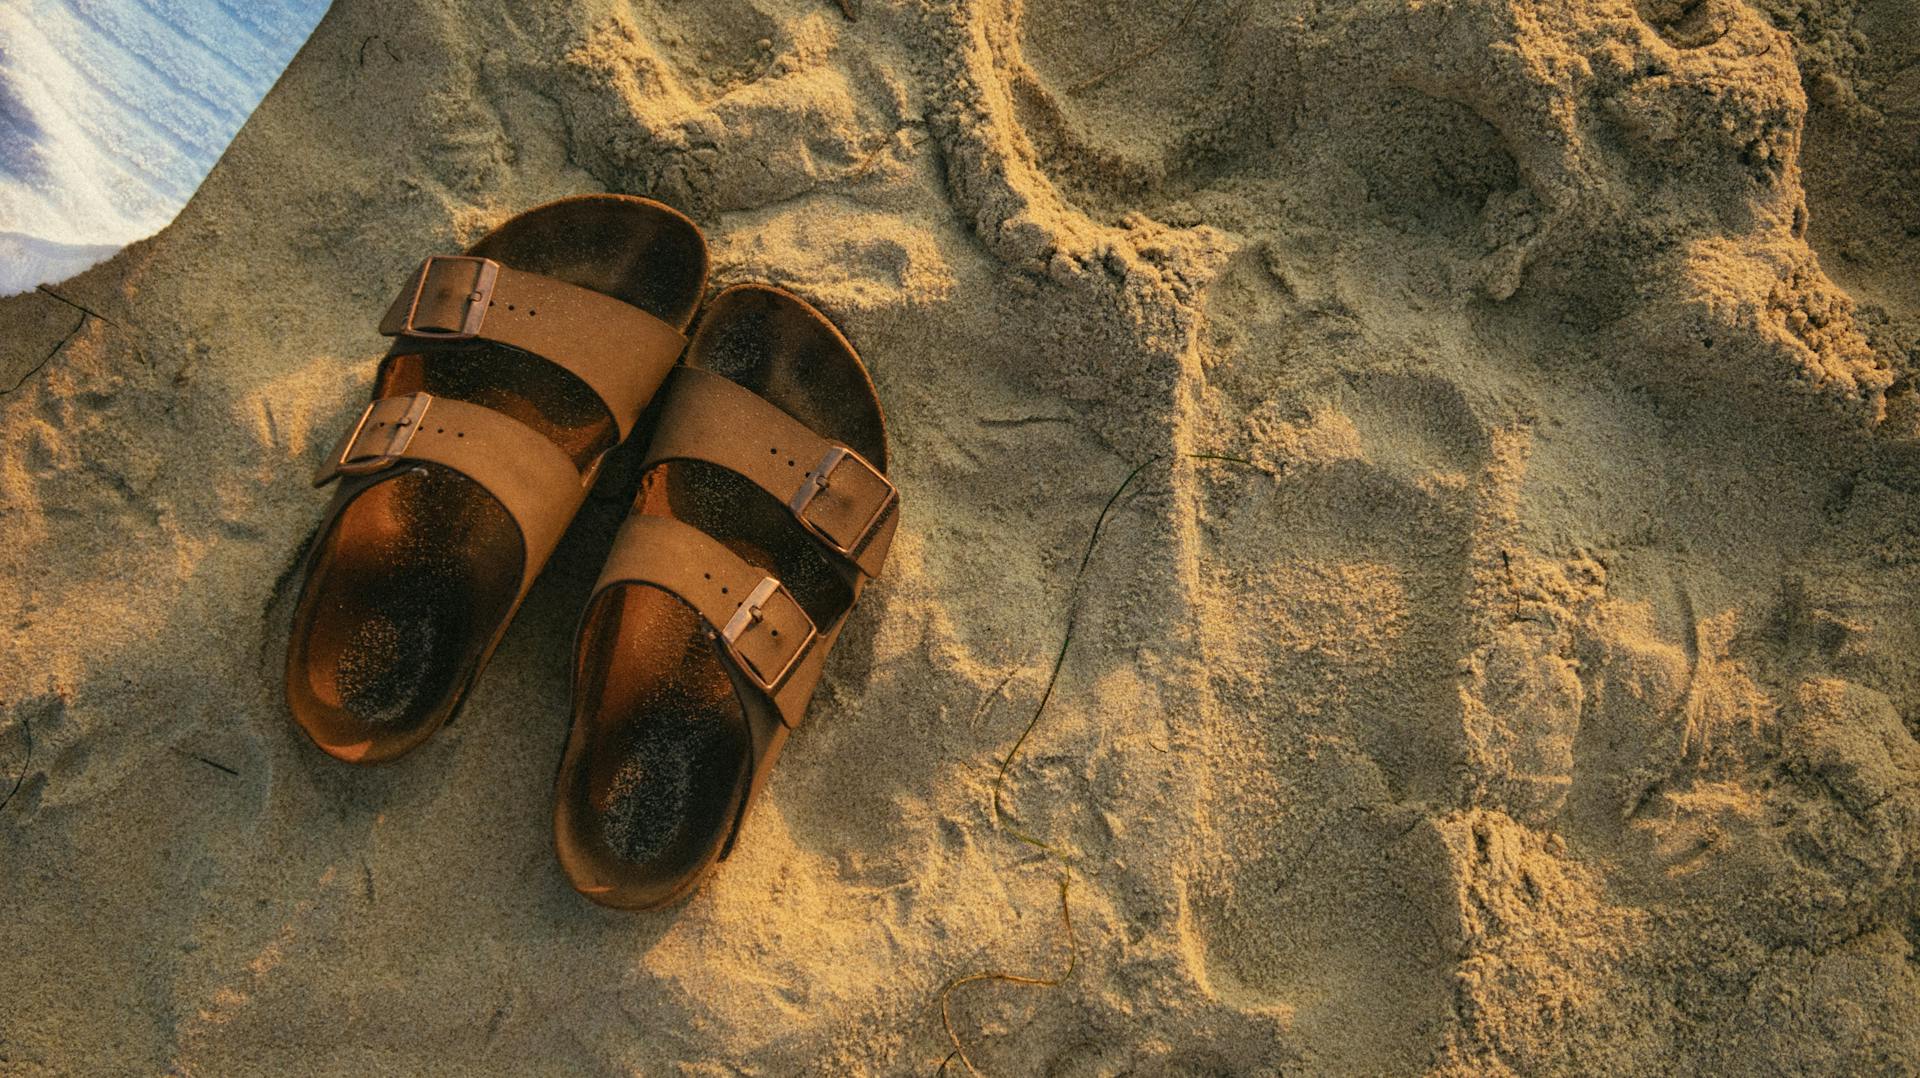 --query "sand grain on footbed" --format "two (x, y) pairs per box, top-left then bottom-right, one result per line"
(3, 0), (1919, 1074)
